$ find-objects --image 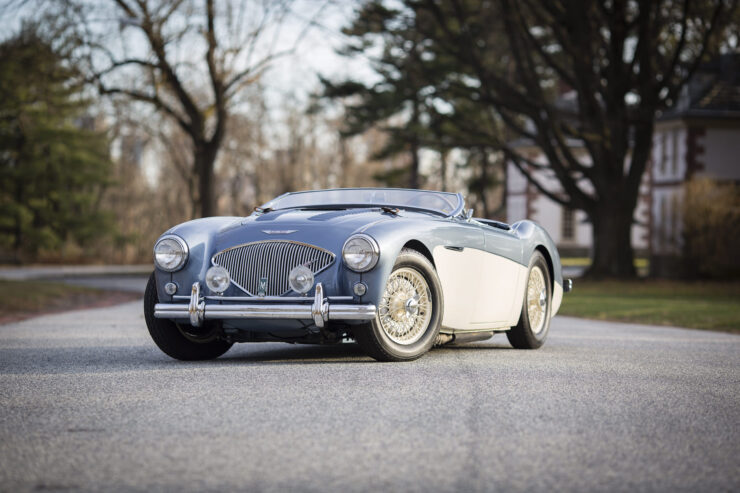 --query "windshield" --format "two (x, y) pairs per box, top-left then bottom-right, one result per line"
(262, 188), (463, 216)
